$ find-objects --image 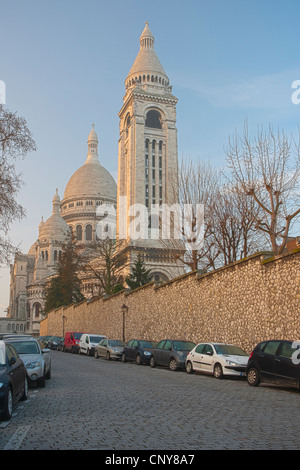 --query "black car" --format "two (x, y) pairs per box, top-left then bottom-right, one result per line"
(122, 339), (156, 365)
(149, 339), (196, 371)
(47, 336), (64, 350)
(246, 339), (300, 389)
(0, 340), (28, 420)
